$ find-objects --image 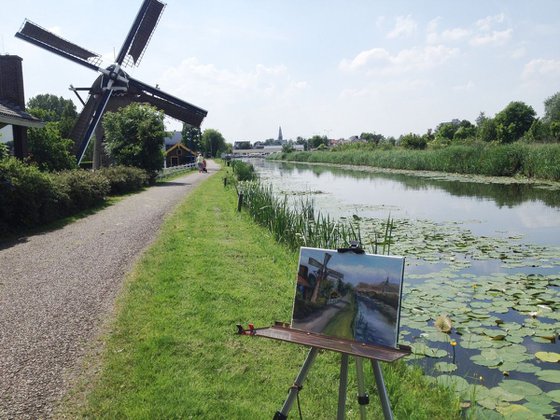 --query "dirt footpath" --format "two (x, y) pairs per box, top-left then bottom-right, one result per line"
(0, 161), (218, 418)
